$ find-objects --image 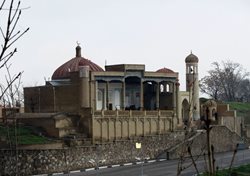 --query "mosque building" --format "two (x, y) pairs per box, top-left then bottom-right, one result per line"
(23, 45), (201, 142)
